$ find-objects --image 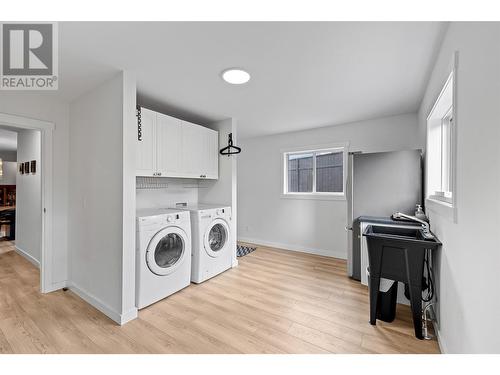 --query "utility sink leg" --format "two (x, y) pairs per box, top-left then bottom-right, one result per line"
(409, 284), (423, 339)
(369, 275), (380, 325)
